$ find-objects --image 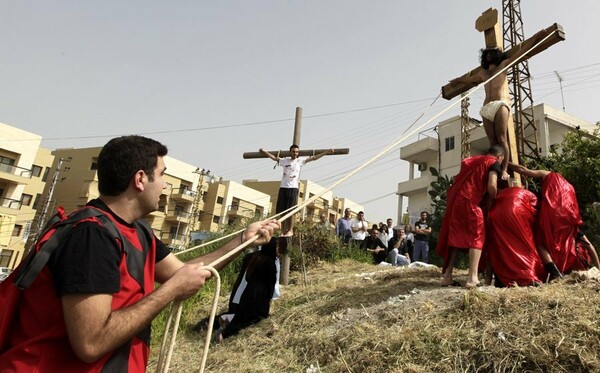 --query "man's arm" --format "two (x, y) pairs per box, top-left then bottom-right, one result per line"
(508, 163), (550, 179)
(63, 219), (279, 362)
(579, 234), (600, 269)
(258, 148), (280, 162)
(449, 71), (484, 86)
(62, 262), (210, 362)
(305, 149), (334, 163)
(155, 219), (280, 282)
(487, 170), (499, 199)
